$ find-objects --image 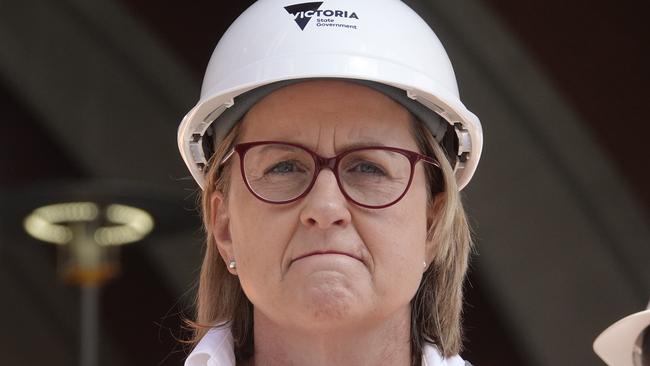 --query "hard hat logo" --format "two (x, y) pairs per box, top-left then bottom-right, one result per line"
(285, 2), (359, 30)
(284, 2), (323, 30)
